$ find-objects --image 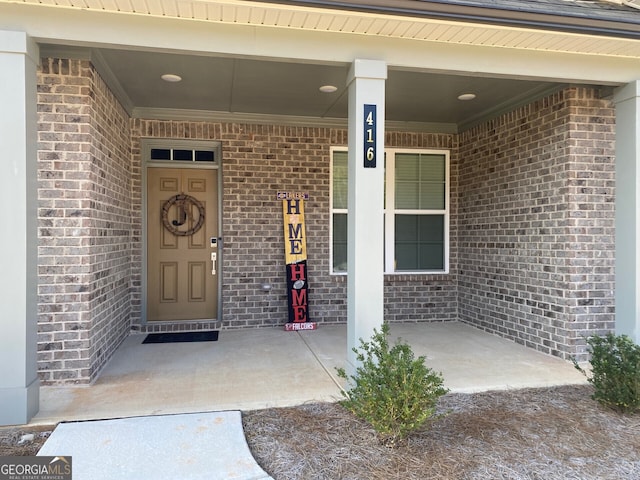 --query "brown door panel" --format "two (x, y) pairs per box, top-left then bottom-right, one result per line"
(147, 168), (218, 321)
